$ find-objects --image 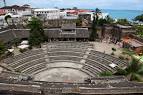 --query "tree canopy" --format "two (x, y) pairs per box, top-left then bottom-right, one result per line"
(89, 8), (101, 41)
(4, 15), (12, 25)
(28, 17), (46, 46)
(0, 41), (6, 56)
(115, 58), (143, 82)
(99, 71), (113, 77)
(135, 25), (143, 38)
(105, 15), (115, 24)
(116, 19), (130, 25)
(134, 14), (143, 22)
